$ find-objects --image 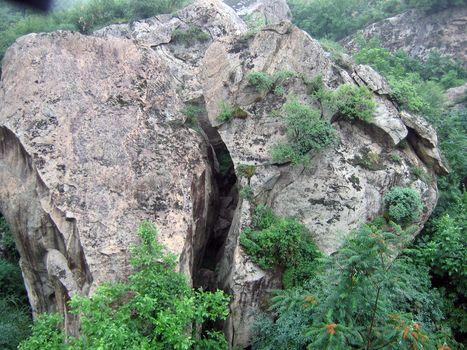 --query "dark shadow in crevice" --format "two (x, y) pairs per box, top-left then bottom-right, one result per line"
(188, 99), (239, 291)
